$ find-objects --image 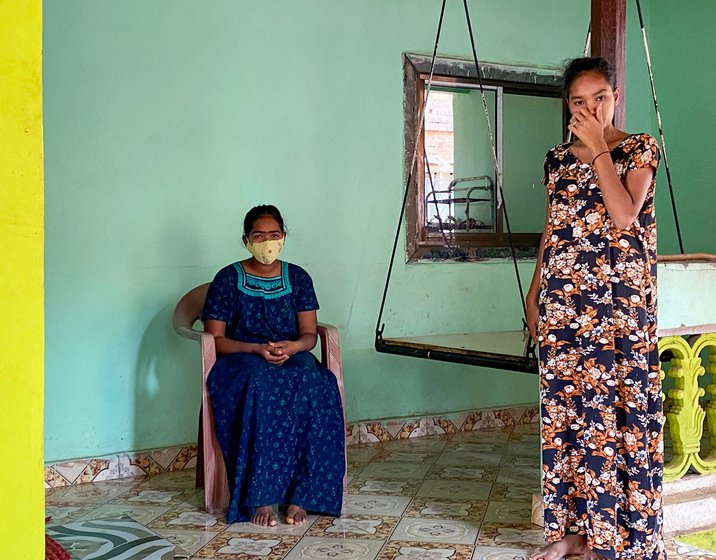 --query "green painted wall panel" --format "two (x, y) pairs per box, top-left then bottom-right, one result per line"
(44, 1), (713, 461)
(502, 94), (562, 233)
